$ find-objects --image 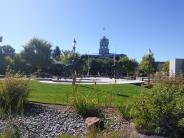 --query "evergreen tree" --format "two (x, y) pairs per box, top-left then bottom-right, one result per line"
(52, 46), (61, 60)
